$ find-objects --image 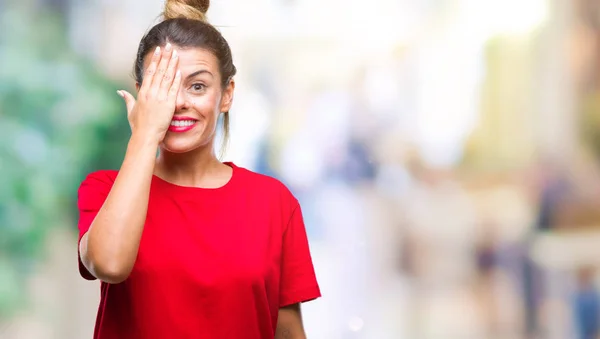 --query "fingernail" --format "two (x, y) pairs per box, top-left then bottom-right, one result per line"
(154, 46), (161, 55)
(116, 90), (124, 97)
(172, 50), (178, 58)
(165, 43), (172, 51)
